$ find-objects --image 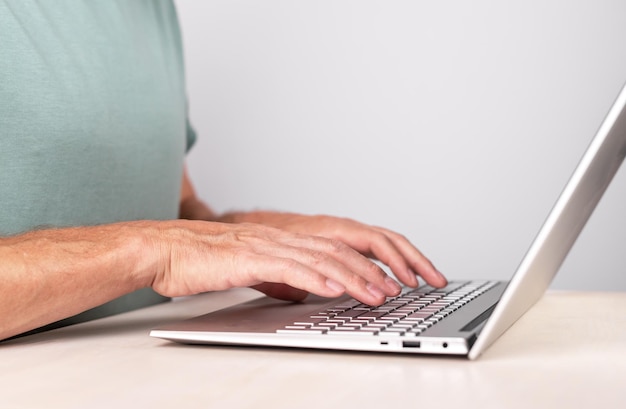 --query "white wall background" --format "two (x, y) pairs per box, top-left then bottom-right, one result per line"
(176, 0), (626, 291)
